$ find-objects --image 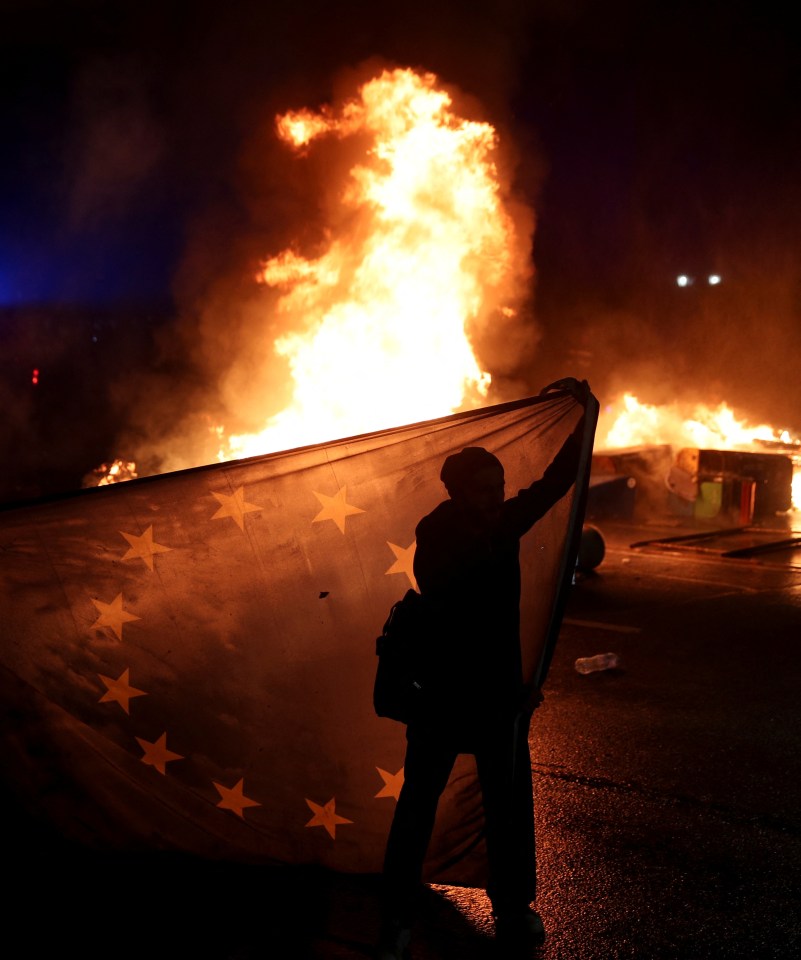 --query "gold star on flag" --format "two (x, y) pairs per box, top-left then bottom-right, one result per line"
(135, 732), (184, 775)
(213, 778), (261, 818)
(386, 541), (417, 589)
(120, 525), (171, 571)
(98, 667), (148, 715)
(305, 797), (353, 839)
(211, 487), (261, 531)
(312, 486), (364, 534)
(91, 593), (140, 641)
(375, 766), (405, 800)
